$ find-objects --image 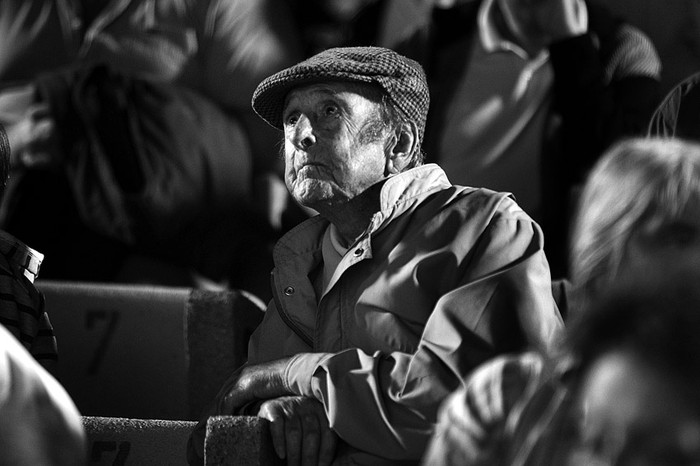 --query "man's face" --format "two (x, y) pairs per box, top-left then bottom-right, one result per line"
(282, 82), (390, 211)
